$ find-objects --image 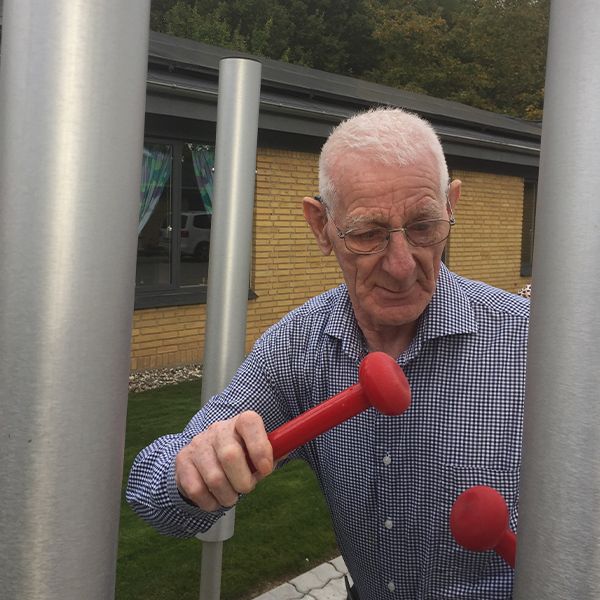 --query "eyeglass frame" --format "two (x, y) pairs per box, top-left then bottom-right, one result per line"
(312, 193), (456, 255)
